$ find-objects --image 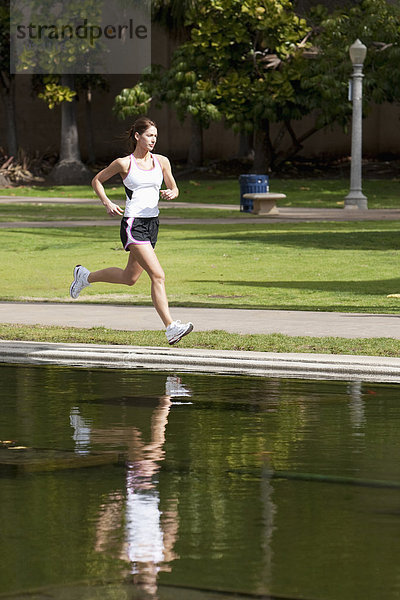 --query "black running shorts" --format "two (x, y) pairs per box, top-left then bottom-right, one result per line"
(120, 216), (159, 251)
